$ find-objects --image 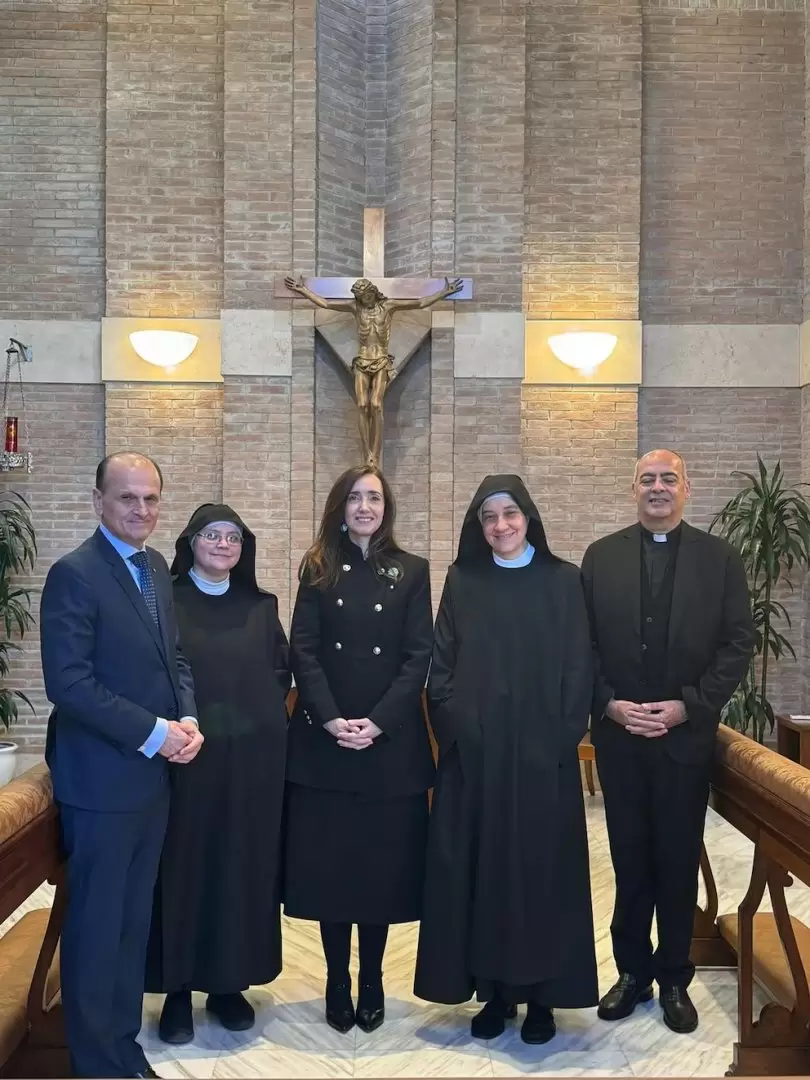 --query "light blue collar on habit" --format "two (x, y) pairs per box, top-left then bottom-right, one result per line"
(493, 542), (535, 568)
